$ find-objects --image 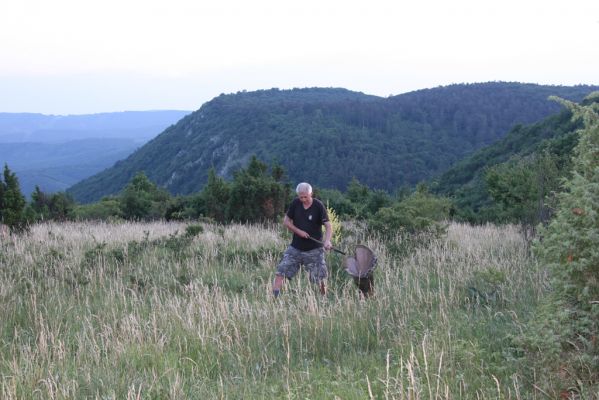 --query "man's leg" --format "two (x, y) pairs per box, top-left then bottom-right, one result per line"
(319, 280), (327, 296)
(305, 248), (328, 297)
(272, 274), (285, 297)
(273, 247), (300, 298)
